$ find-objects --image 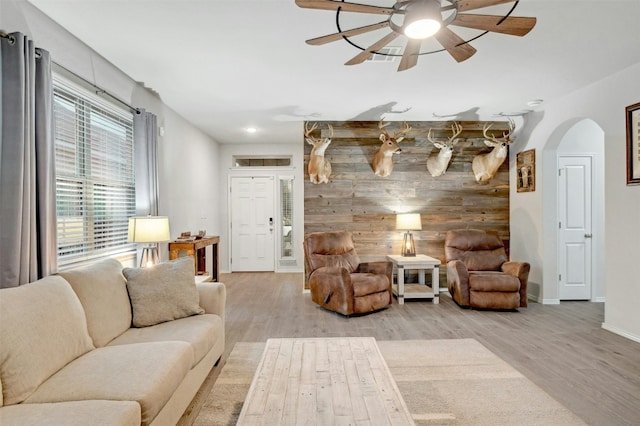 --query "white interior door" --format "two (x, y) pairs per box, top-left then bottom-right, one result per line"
(558, 156), (592, 300)
(230, 176), (275, 271)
